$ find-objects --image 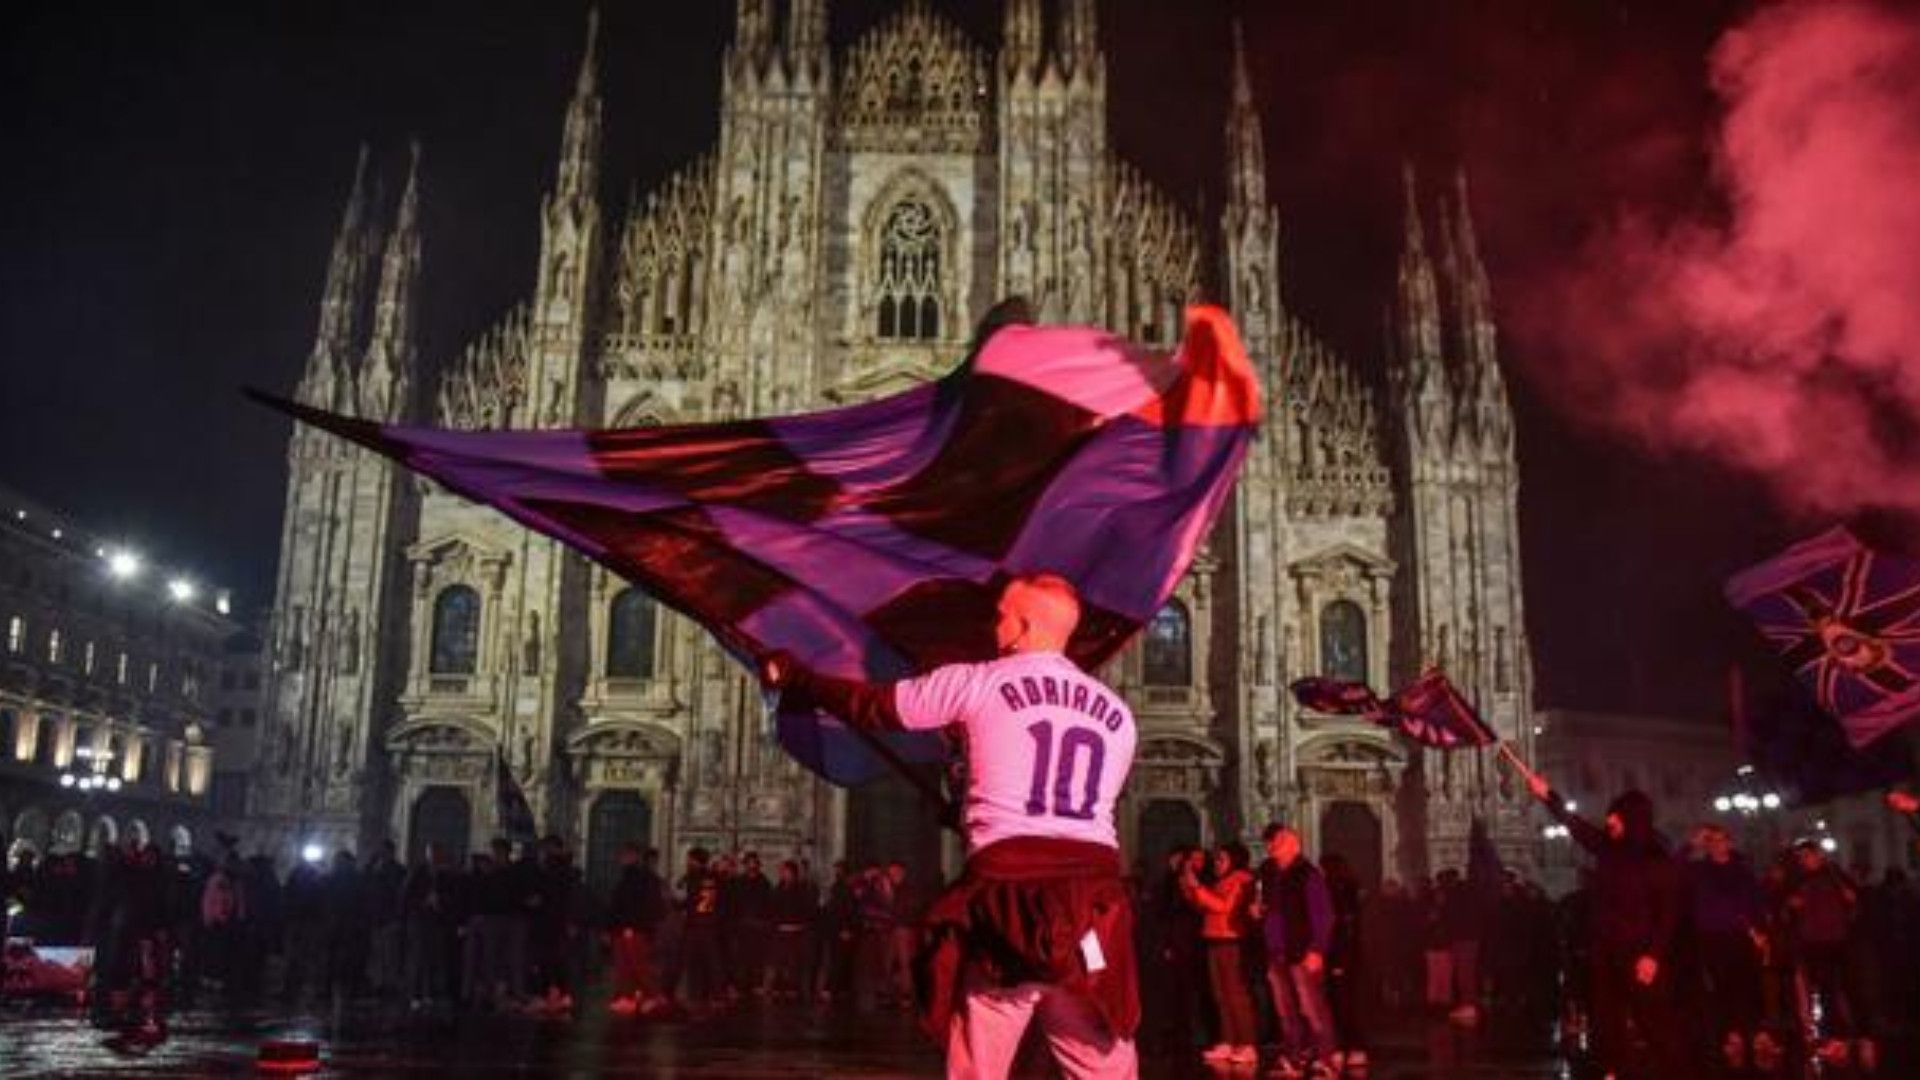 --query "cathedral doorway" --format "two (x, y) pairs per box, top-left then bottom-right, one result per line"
(586, 791), (652, 894)
(1135, 799), (1202, 868)
(1318, 800), (1382, 892)
(409, 786), (473, 864)
(846, 766), (943, 882)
